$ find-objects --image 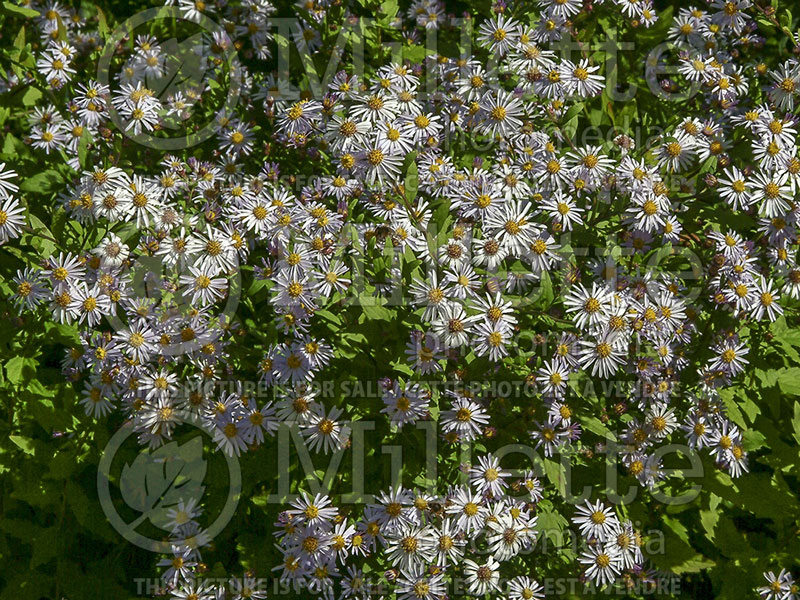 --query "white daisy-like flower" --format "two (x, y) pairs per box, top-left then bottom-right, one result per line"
(478, 89), (525, 137)
(577, 332), (626, 378)
(578, 544), (623, 587)
(572, 499), (620, 541)
(431, 301), (478, 348)
(463, 557), (502, 596)
(381, 381), (430, 427)
(440, 393), (490, 442)
(472, 319), (511, 362)
(468, 453), (508, 496)
(477, 14), (521, 56)
(0, 196), (26, 244)
(707, 336), (749, 376)
(301, 404), (351, 454)
(563, 281), (614, 329)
